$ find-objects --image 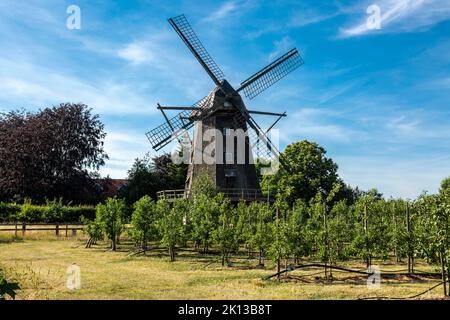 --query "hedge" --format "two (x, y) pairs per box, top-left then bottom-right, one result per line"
(0, 202), (95, 223)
